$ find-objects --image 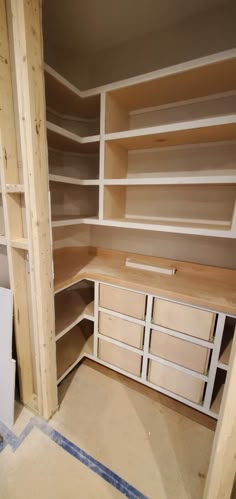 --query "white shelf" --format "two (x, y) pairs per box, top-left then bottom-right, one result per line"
(105, 115), (236, 150)
(49, 173), (99, 186)
(0, 184), (25, 193)
(56, 323), (94, 383)
(55, 287), (94, 341)
(103, 173), (236, 186)
(51, 215), (99, 228)
(102, 218), (233, 238)
(47, 121), (100, 153)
